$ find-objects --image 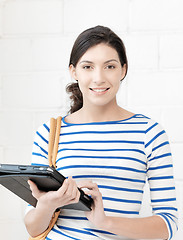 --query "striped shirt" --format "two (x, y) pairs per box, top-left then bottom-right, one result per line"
(26, 114), (178, 240)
